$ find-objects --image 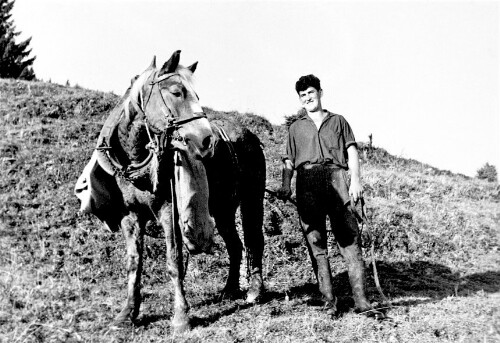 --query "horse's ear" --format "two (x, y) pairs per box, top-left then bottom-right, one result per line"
(148, 56), (156, 69)
(187, 61), (198, 74)
(160, 50), (181, 75)
(130, 75), (139, 86)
